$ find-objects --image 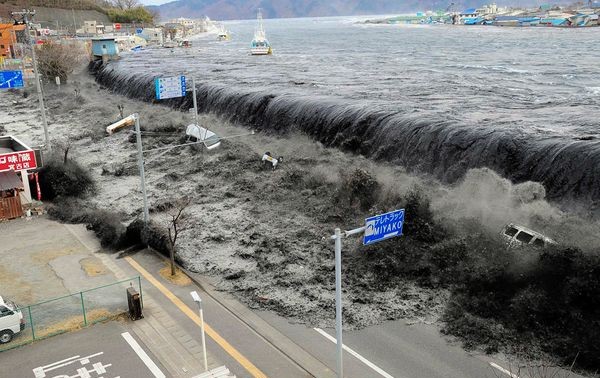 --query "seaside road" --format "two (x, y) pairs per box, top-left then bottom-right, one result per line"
(115, 250), (326, 378)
